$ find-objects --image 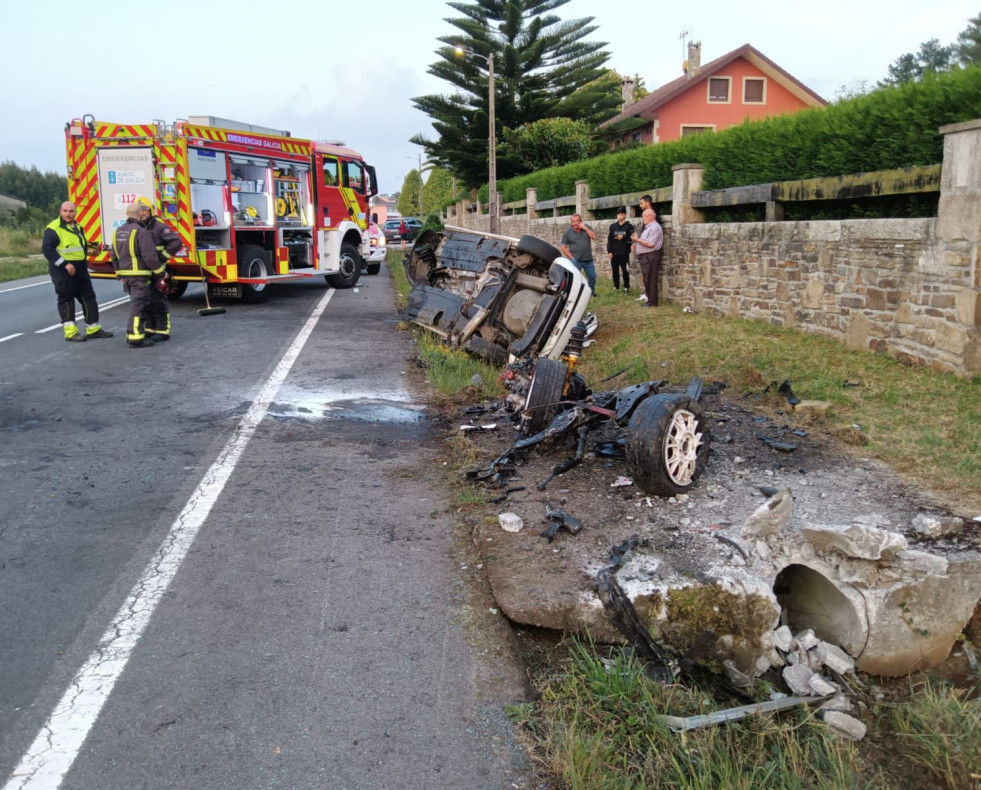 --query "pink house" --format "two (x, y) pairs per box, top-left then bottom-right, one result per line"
(602, 43), (826, 147)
